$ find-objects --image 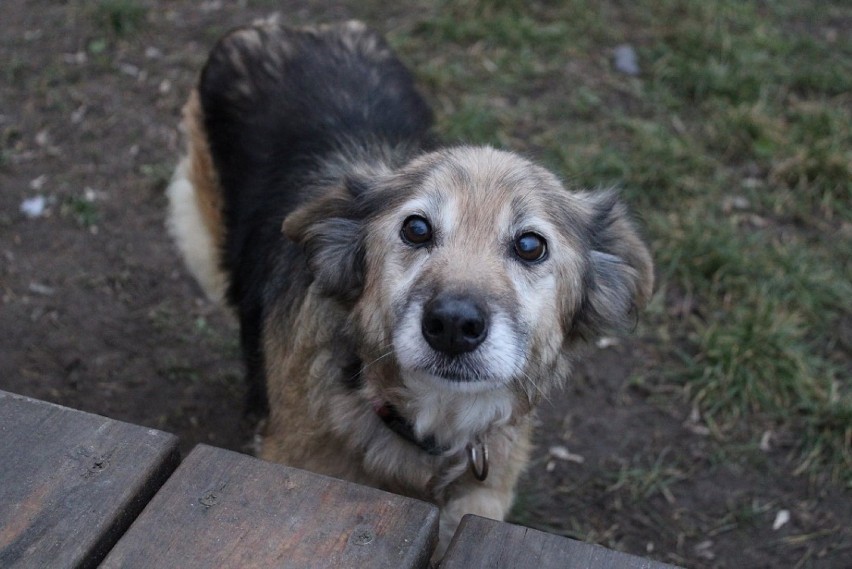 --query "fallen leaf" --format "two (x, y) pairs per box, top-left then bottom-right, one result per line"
(549, 445), (585, 463)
